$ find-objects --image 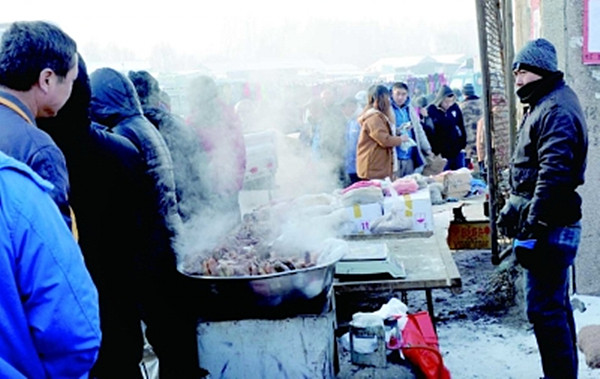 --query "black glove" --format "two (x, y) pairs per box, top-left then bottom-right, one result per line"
(497, 202), (519, 238)
(516, 219), (549, 240)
